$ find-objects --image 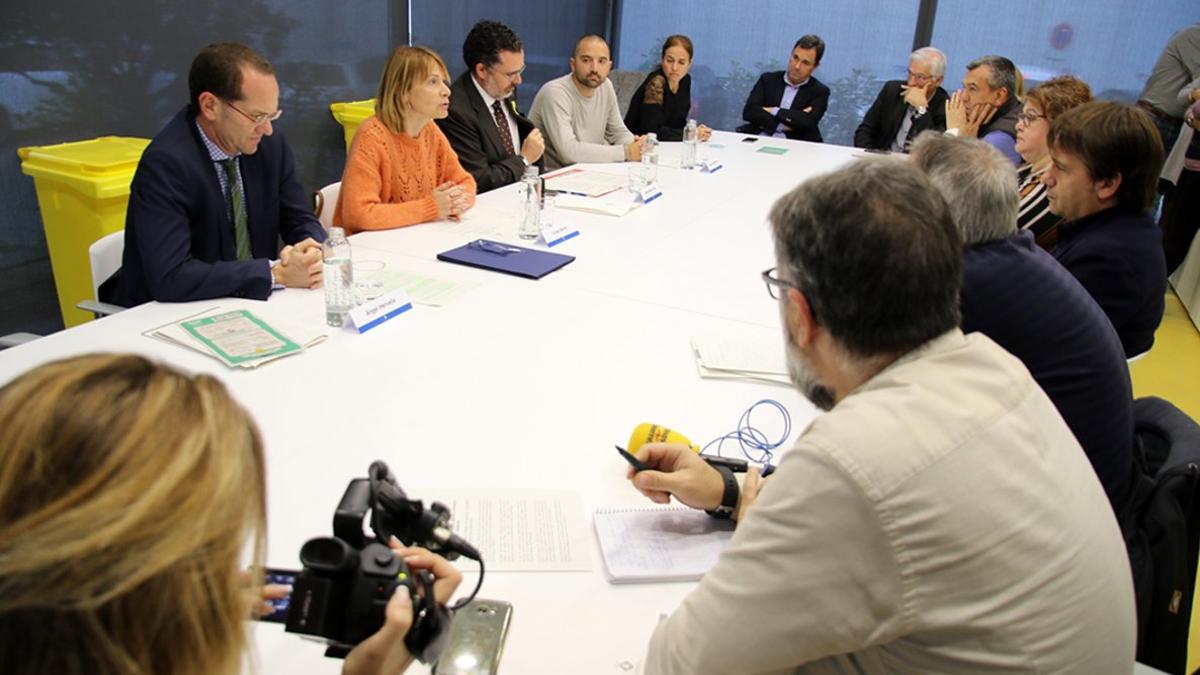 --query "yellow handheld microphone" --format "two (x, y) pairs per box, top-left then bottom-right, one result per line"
(626, 422), (760, 474)
(627, 422), (701, 455)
